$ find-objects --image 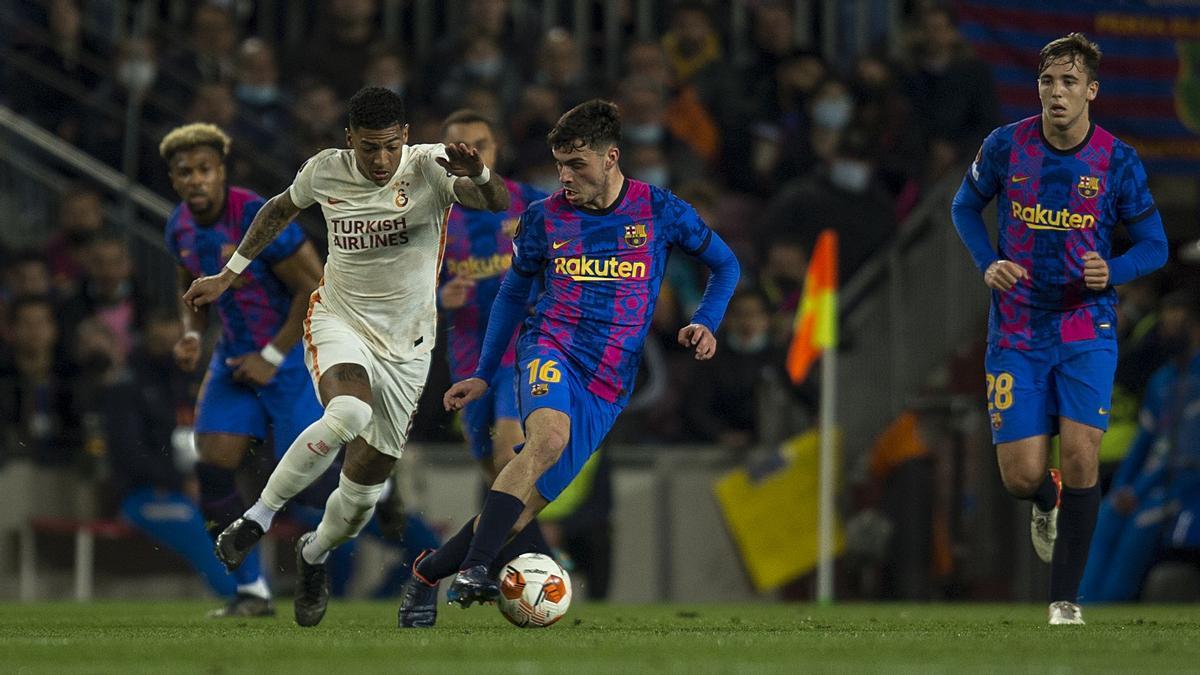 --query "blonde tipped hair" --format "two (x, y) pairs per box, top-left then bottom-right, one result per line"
(159, 123), (231, 163)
